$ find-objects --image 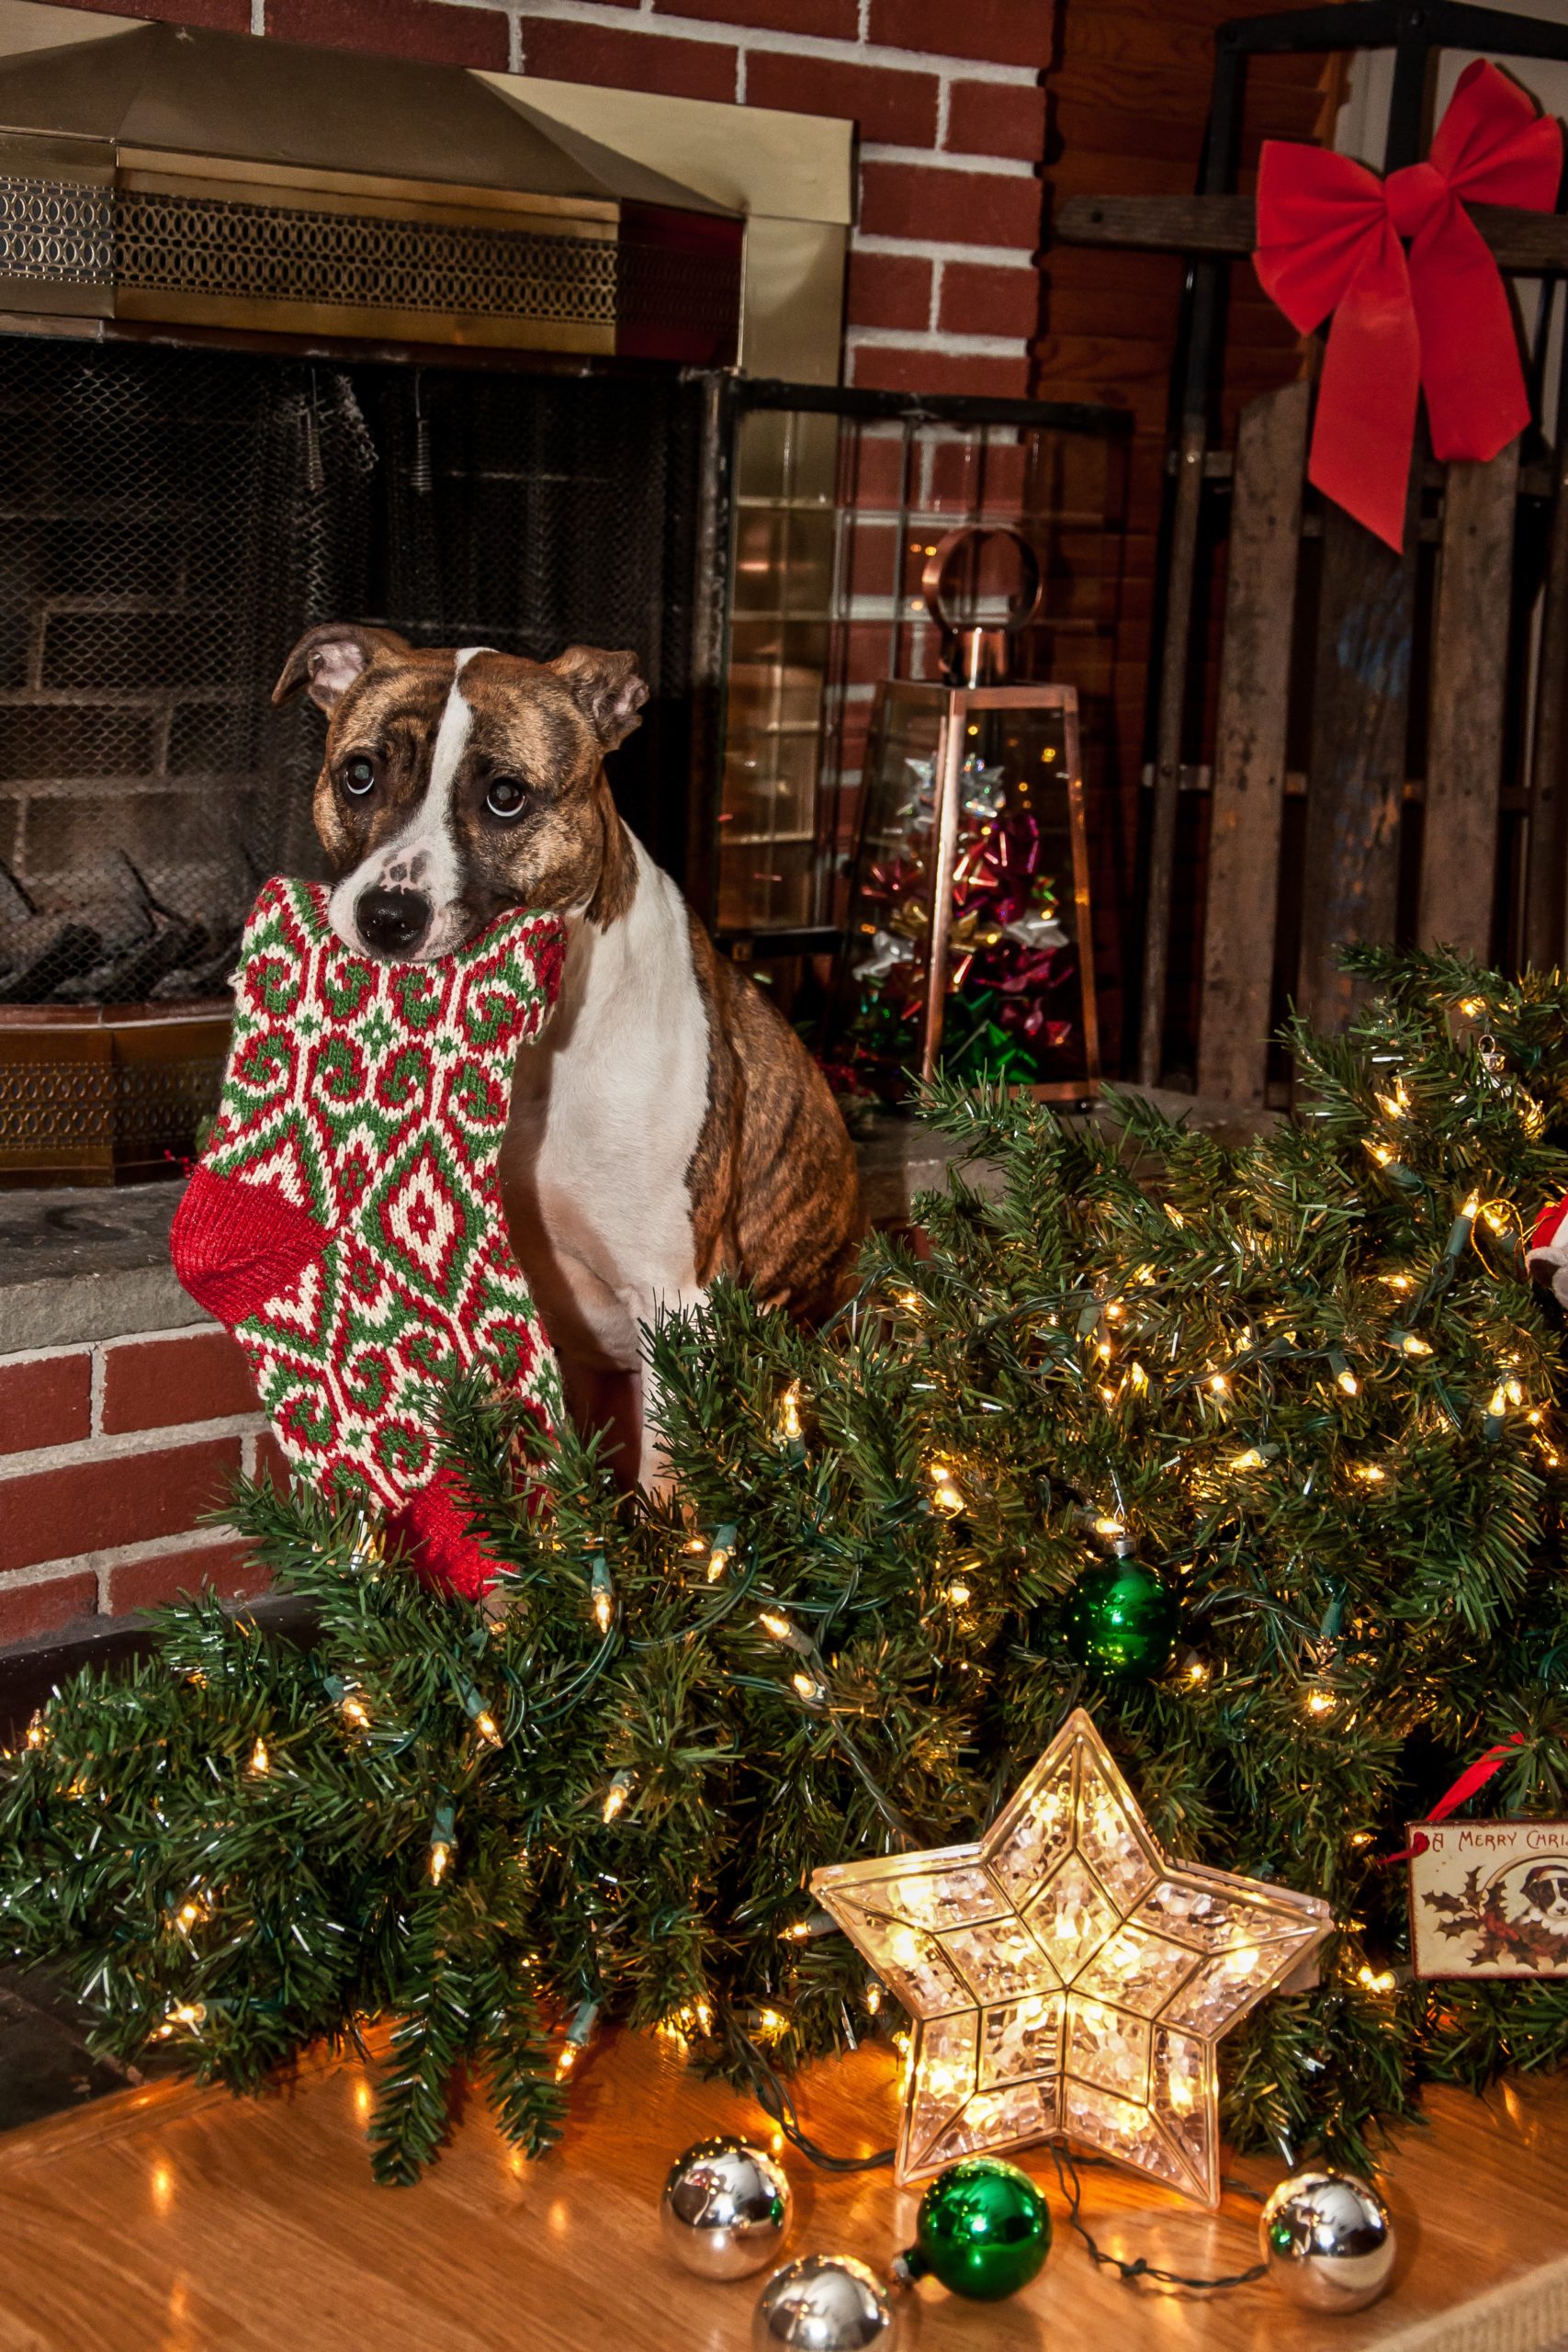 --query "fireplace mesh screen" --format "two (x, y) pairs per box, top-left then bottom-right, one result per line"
(0, 334), (703, 1009)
